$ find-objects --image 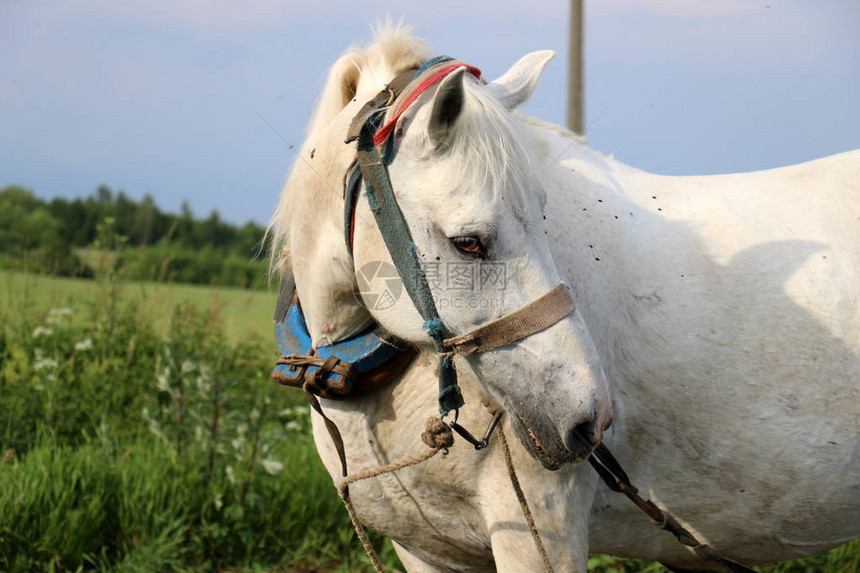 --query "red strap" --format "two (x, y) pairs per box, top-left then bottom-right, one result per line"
(372, 63), (482, 146)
